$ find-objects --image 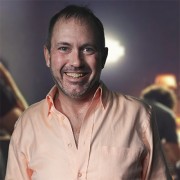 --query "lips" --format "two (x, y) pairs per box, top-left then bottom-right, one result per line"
(65, 72), (87, 78)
